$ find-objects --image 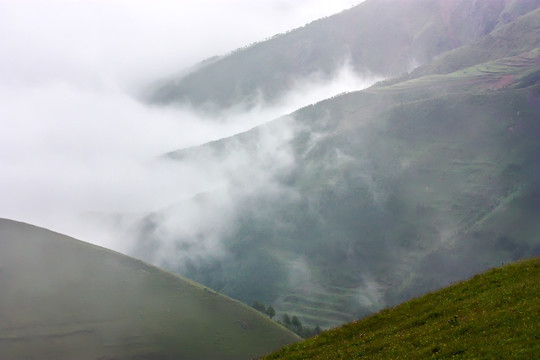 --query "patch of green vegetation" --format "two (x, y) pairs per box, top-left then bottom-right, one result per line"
(264, 258), (540, 359)
(0, 219), (299, 360)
